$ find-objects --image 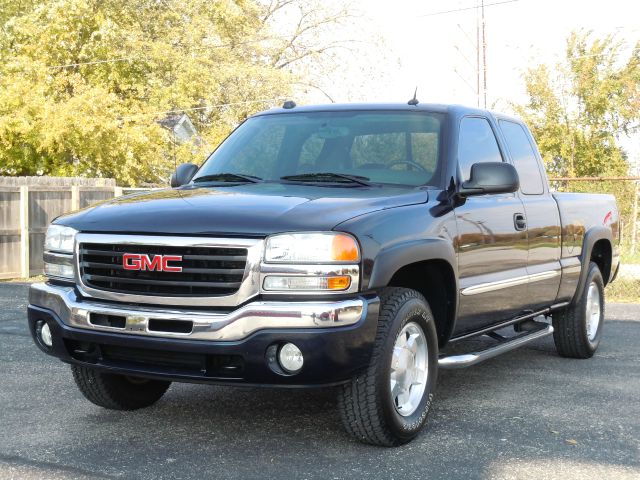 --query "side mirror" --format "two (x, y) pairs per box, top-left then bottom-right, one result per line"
(459, 162), (519, 196)
(170, 163), (198, 188)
